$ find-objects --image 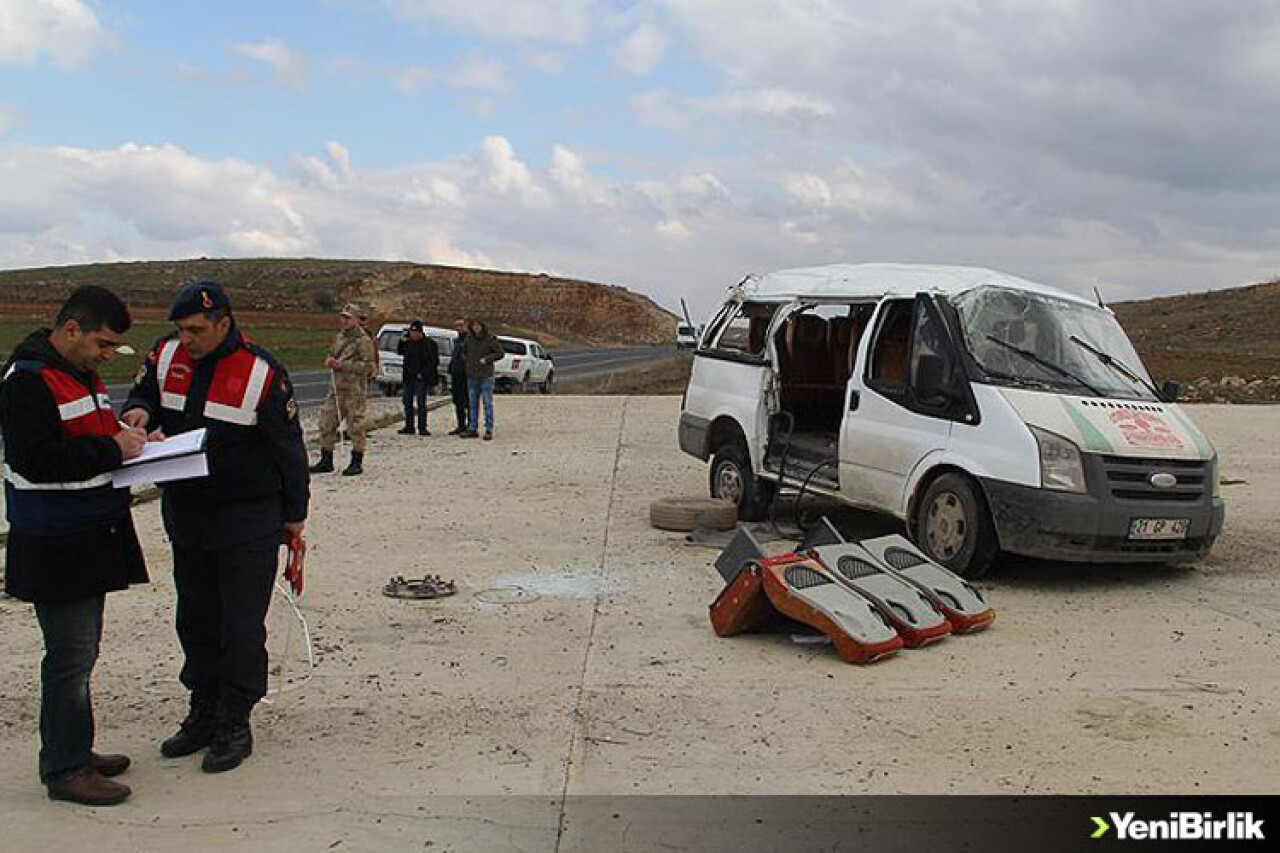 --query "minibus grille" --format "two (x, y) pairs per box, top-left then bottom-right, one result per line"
(1100, 456), (1207, 503)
